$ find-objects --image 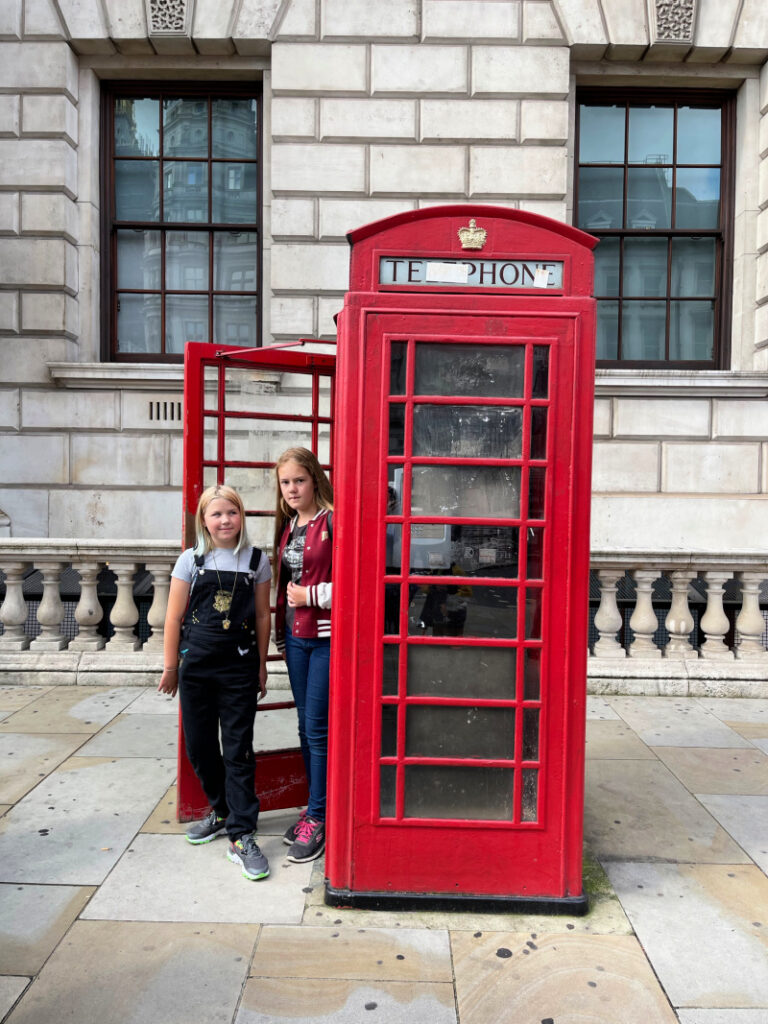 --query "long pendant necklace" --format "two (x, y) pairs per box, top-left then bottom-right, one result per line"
(211, 550), (238, 630)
